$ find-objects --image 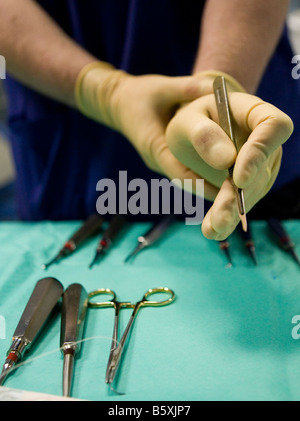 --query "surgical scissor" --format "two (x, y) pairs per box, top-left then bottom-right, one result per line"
(88, 287), (175, 392)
